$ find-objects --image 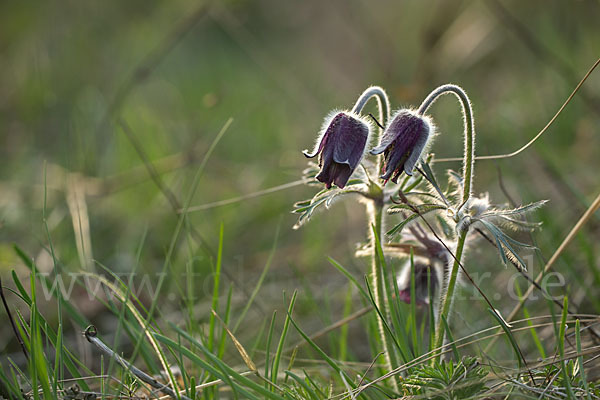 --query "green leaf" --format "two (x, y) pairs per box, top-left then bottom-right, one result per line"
(293, 185), (367, 228)
(364, 276), (407, 362)
(286, 310), (357, 392)
(481, 200), (548, 219)
(234, 225), (279, 333)
(487, 308), (524, 370)
(419, 160), (449, 206)
(403, 356), (487, 399)
(271, 291), (297, 386)
(156, 331), (283, 400)
(441, 315), (460, 362)
(477, 219), (530, 270)
(387, 204), (446, 237)
(559, 296), (575, 399)
(284, 371), (319, 400)
(328, 257), (370, 302)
